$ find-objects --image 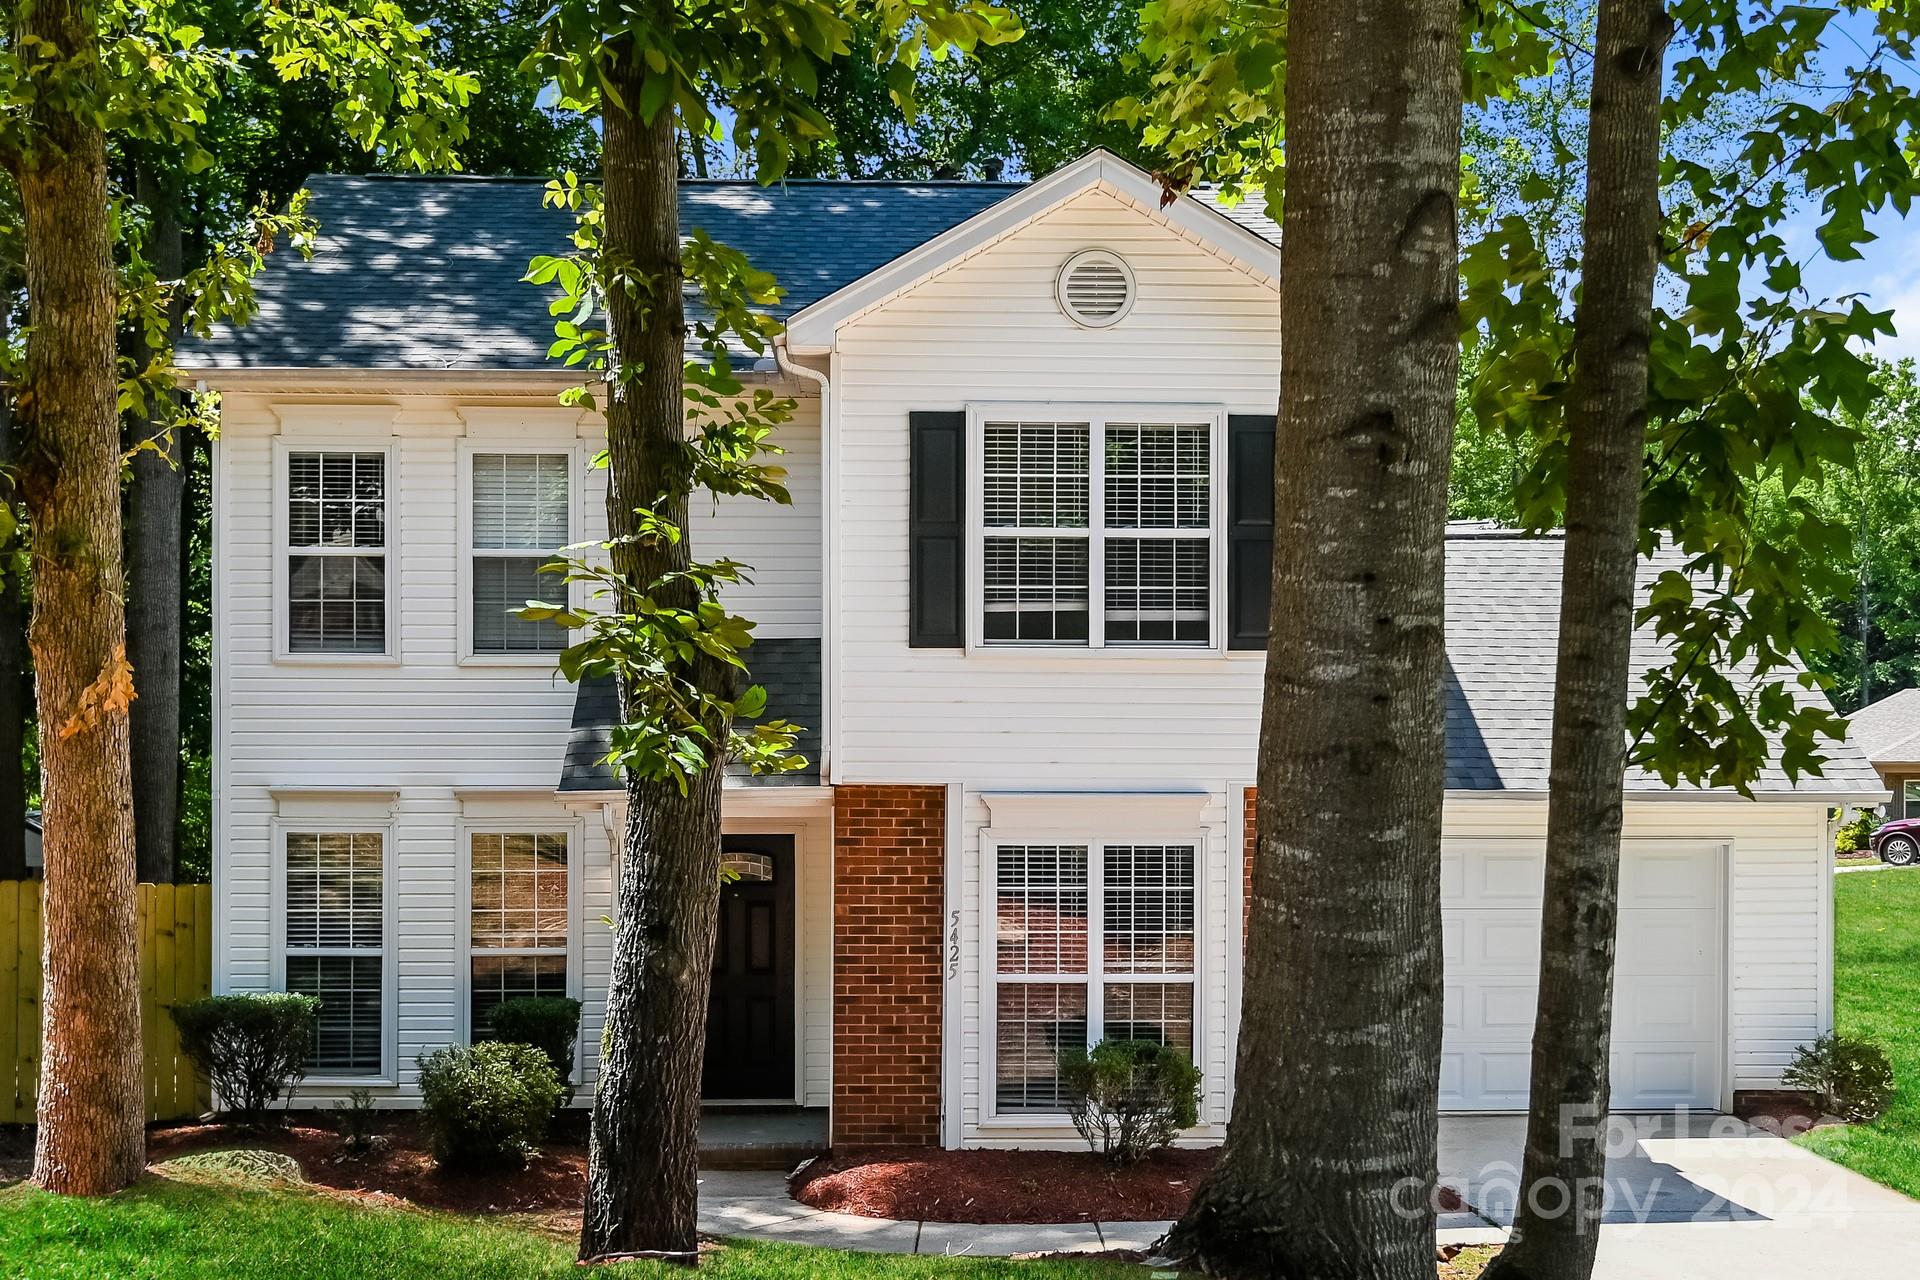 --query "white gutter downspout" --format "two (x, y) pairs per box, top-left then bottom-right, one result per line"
(774, 335), (832, 784)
